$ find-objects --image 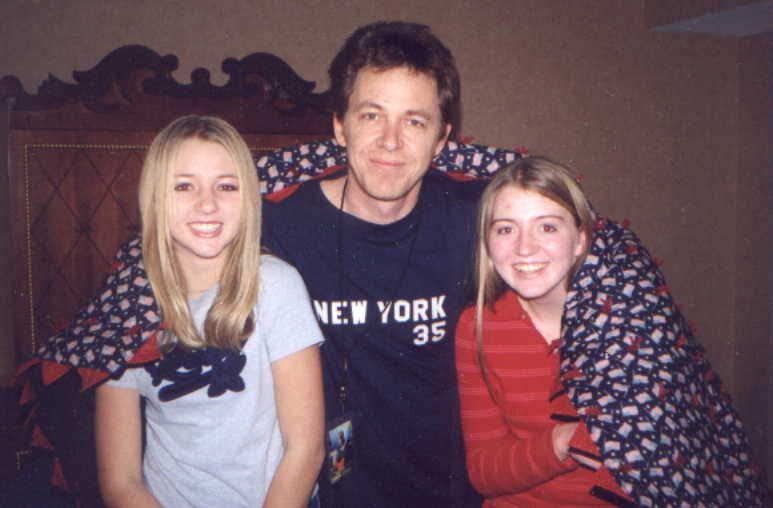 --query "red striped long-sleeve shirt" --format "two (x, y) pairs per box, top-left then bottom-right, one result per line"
(455, 290), (630, 507)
